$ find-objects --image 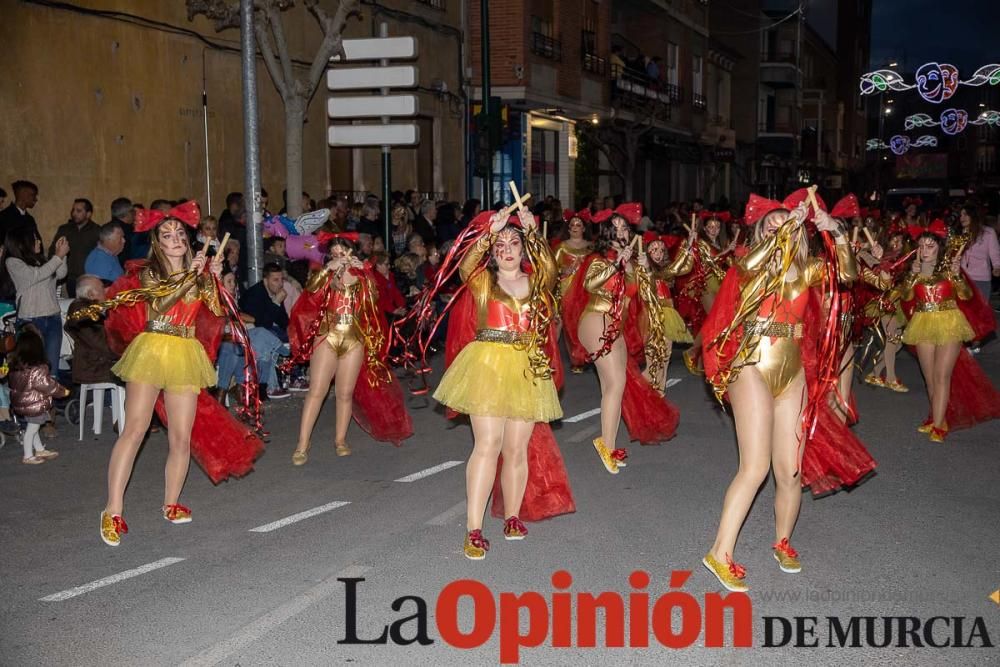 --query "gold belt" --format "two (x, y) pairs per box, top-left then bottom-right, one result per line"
(328, 314), (355, 326)
(475, 328), (530, 345)
(746, 320), (804, 339)
(145, 320), (195, 338)
(916, 299), (957, 313)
